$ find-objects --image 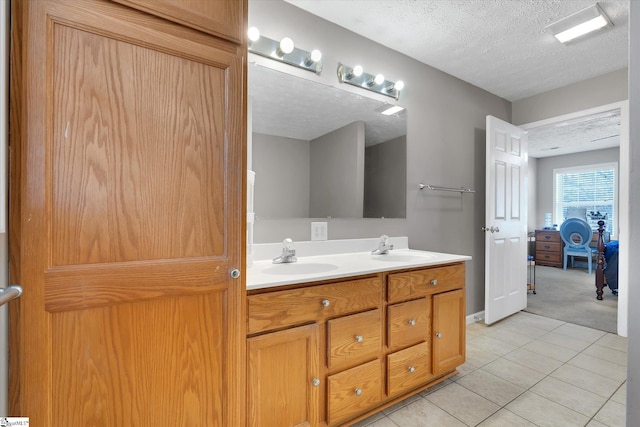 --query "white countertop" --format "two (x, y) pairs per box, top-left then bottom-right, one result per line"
(247, 241), (471, 290)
